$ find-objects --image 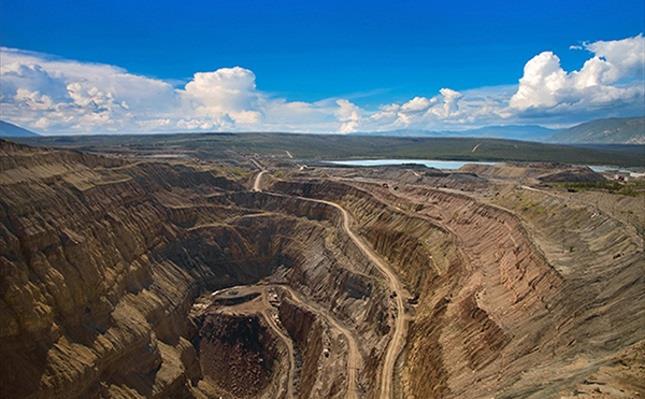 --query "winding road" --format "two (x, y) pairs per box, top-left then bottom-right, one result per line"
(254, 169), (407, 399)
(312, 198), (407, 399)
(212, 282), (362, 399)
(276, 284), (362, 399)
(253, 170), (267, 191)
(260, 307), (296, 399)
